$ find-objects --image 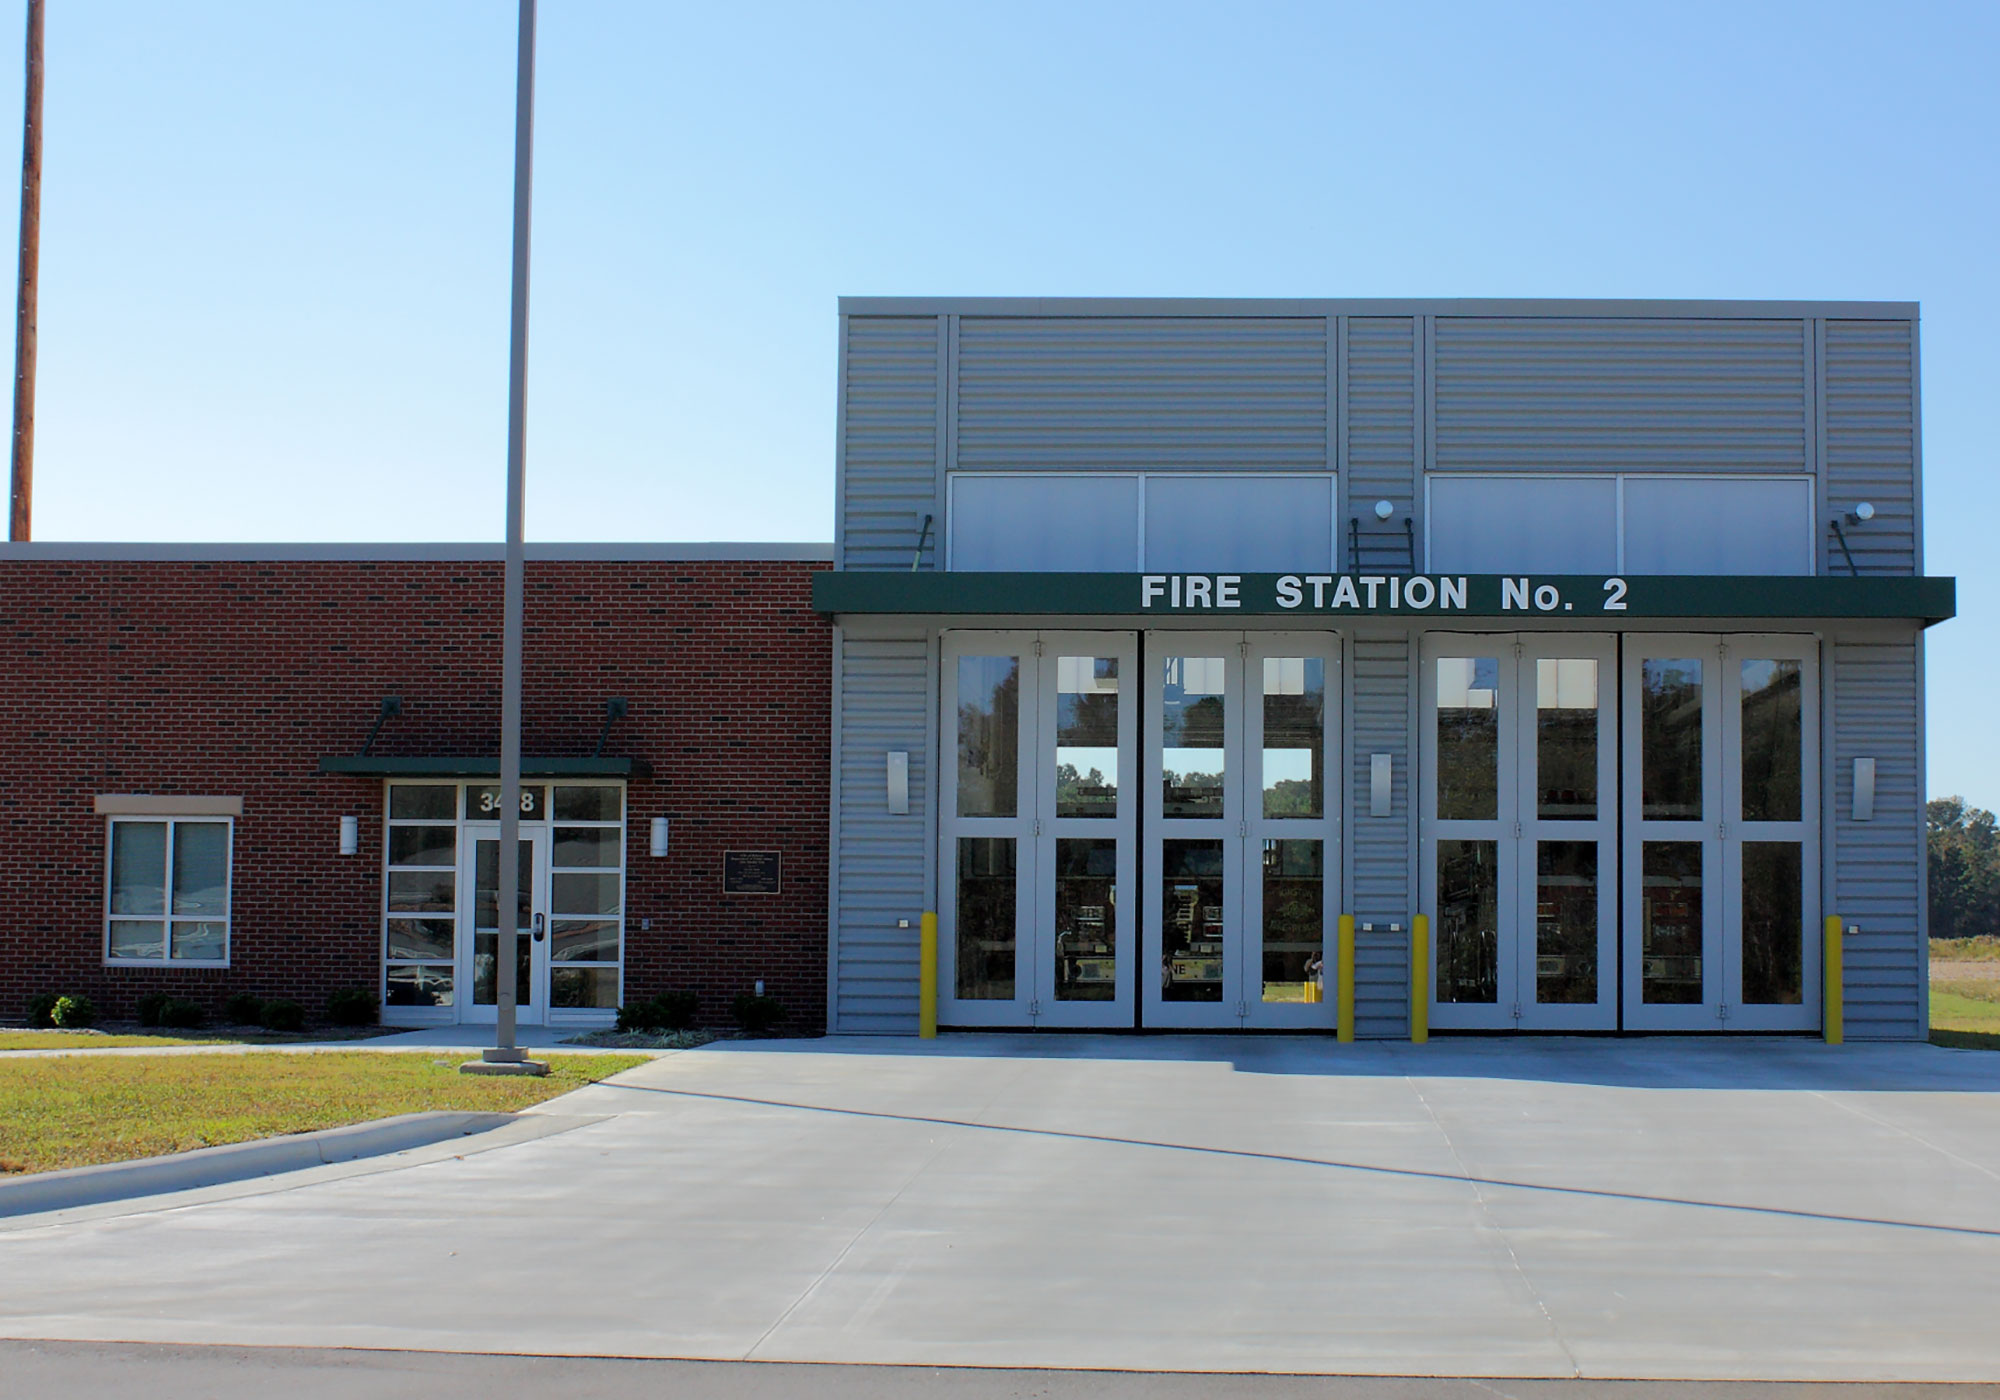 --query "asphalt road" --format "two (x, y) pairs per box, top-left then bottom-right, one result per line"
(7, 1341), (1999, 1400)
